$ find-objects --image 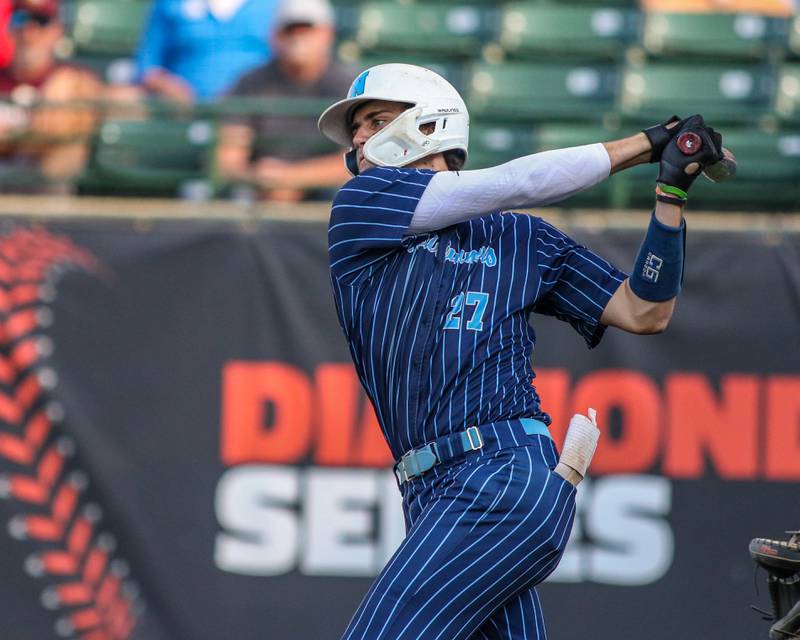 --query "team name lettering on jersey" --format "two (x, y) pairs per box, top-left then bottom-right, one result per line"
(406, 234), (438, 255)
(444, 244), (497, 267)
